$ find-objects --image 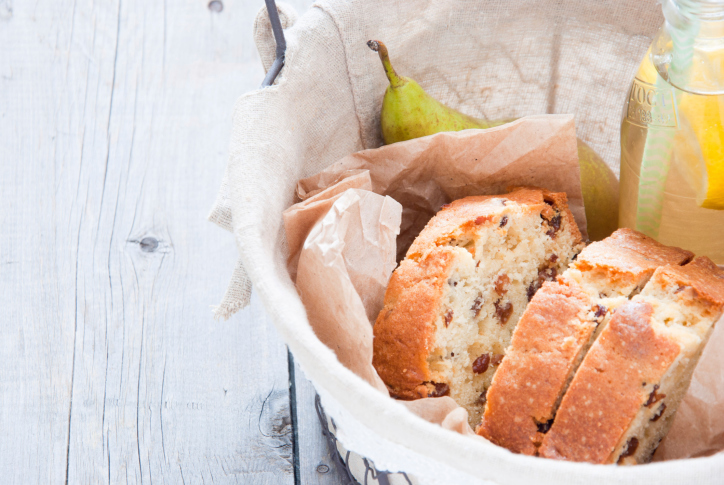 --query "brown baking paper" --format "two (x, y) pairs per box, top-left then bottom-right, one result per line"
(284, 114), (724, 459)
(294, 188), (398, 391)
(297, 115), (588, 258)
